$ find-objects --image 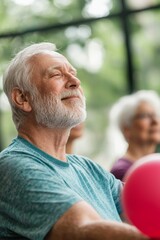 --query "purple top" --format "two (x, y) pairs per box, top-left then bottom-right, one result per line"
(110, 158), (133, 181)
